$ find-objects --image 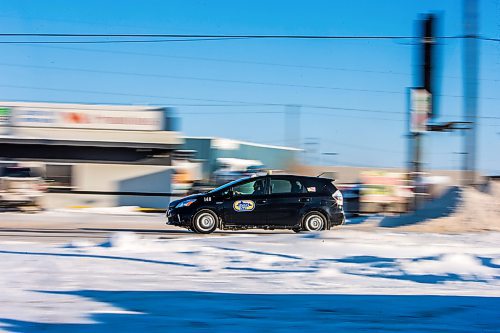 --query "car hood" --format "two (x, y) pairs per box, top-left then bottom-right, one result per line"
(169, 193), (206, 208)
